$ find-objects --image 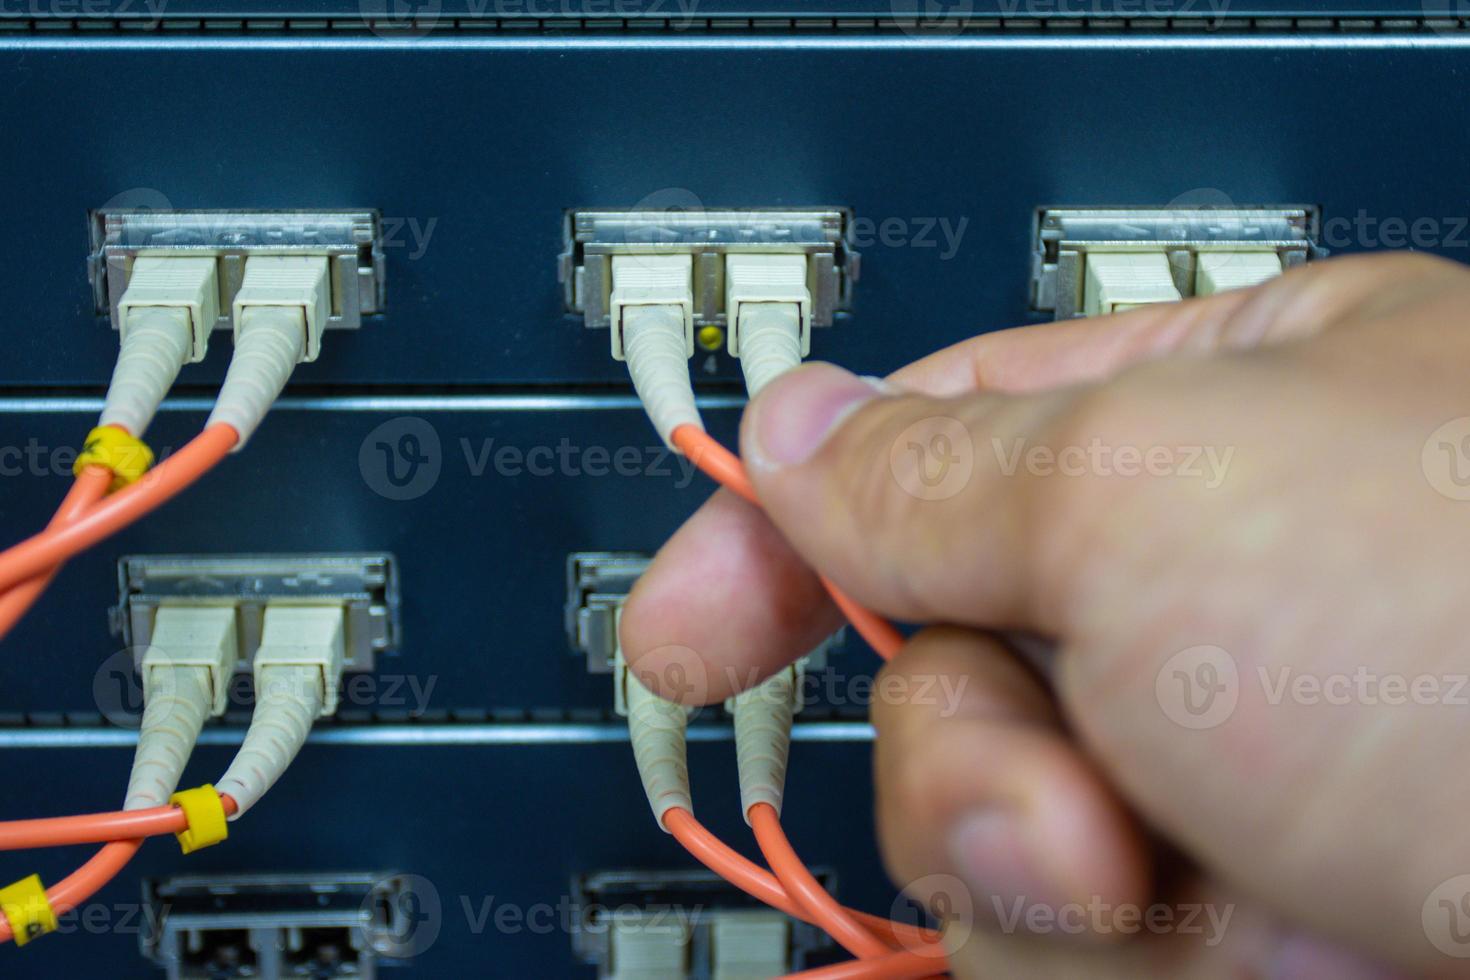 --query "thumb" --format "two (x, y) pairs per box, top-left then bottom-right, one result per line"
(739, 360), (1128, 632)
